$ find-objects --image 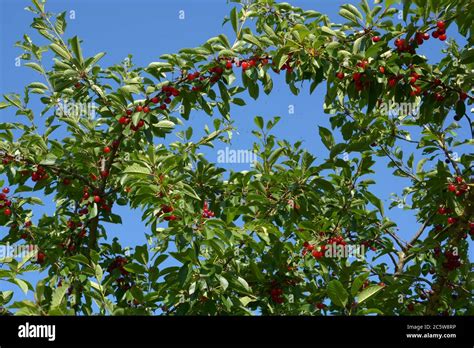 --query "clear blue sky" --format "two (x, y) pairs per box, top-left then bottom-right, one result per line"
(0, 0), (472, 307)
